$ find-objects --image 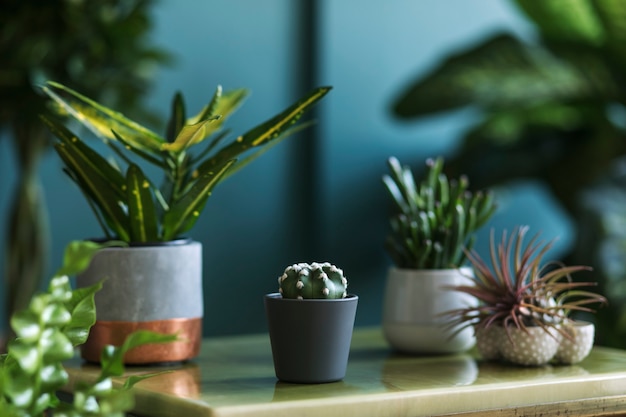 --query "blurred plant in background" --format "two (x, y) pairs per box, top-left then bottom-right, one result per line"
(391, 0), (626, 347)
(0, 0), (171, 342)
